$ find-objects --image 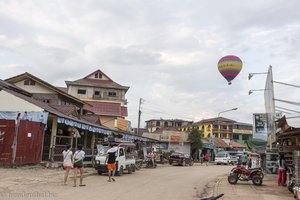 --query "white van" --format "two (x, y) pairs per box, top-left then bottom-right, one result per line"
(215, 151), (231, 165)
(94, 142), (136, 176)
